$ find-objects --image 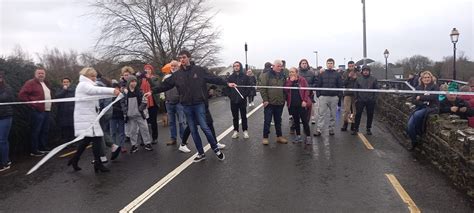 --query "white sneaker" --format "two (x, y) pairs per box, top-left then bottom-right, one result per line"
(217, 143), (226, 149)
(179, 144), (191, 153)
(231, 131), (239, 139)
(111, 144), (119, 152)
(243, 130), (249, 139)
(100, 156), (108, 163)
